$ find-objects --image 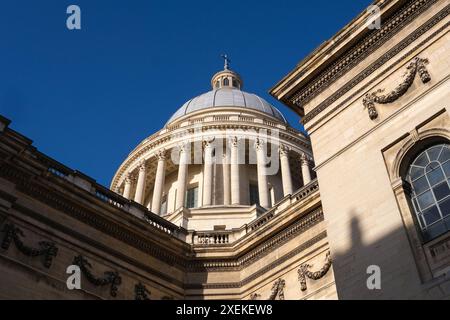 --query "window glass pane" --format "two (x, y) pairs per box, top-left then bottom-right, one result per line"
(412, 176), (429, 194)
(439, 147), (450, 163)
(433, 182), (450, 202)
(409, 165), (424, 181)
(417, 190), (435, 210)
(422, 205), (441, 225)
(439, 197), (450, 217)
(426, 164), (445, 185)
(443, 161), (450, 178)
(423, 222), (447, 242)
(427, 146), (442, 161)
(414, 152), (429, 167)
